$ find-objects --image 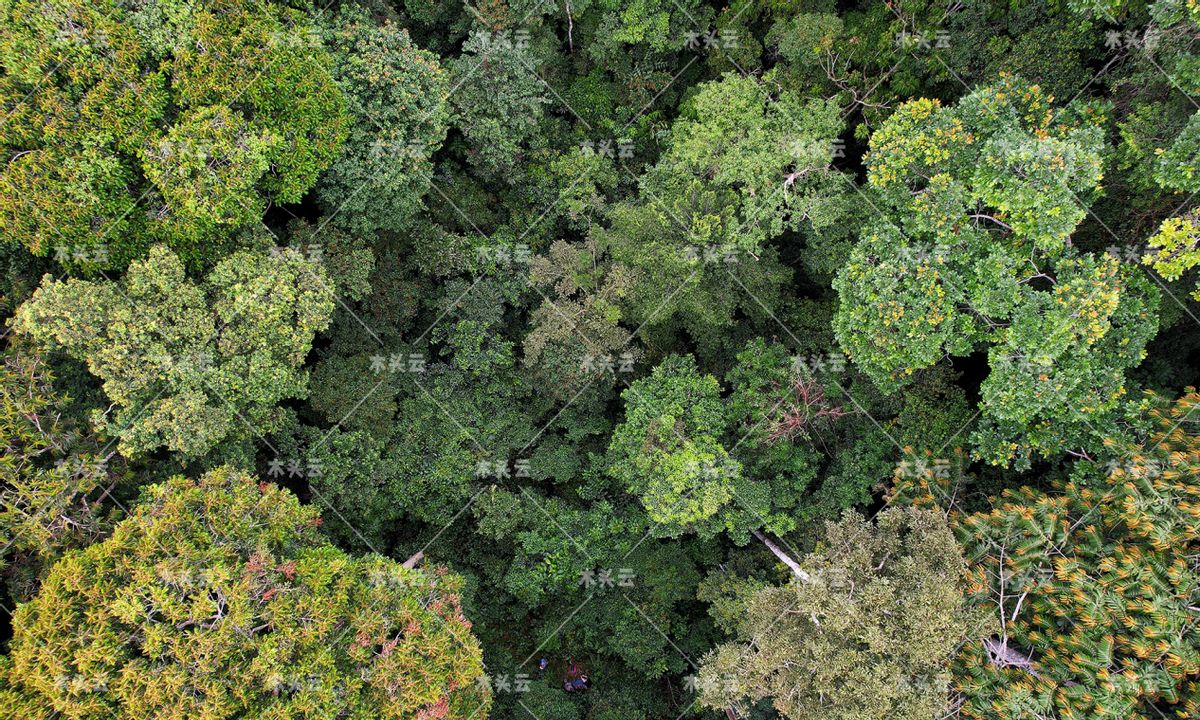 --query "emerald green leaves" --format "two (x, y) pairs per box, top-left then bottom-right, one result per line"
(607, 355), (741, 539)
